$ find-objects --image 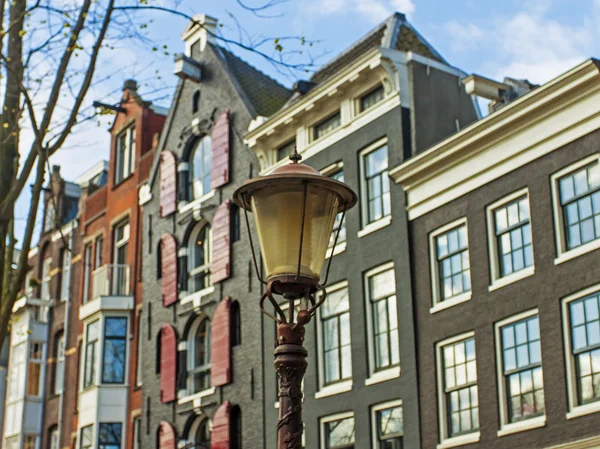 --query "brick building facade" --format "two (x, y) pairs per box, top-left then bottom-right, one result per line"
(391, 59), (600, 449)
